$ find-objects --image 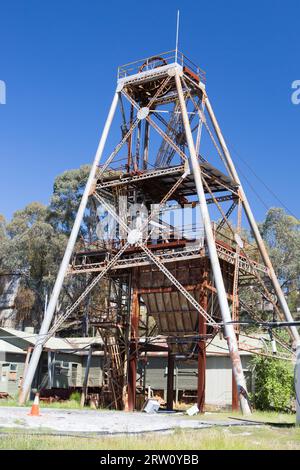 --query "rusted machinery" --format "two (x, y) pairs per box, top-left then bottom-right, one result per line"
(20, 50), (299, 414)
